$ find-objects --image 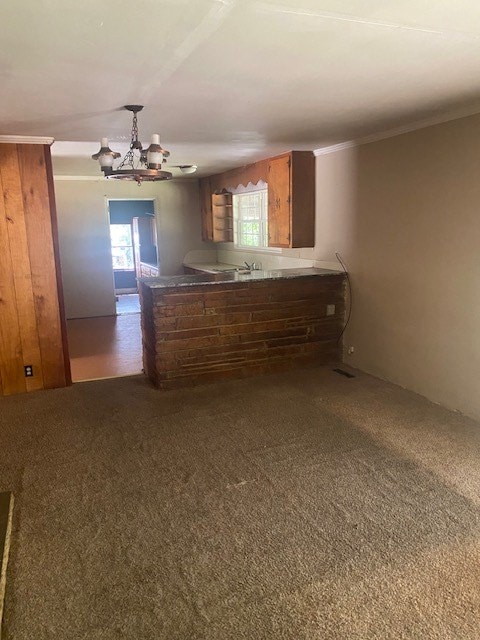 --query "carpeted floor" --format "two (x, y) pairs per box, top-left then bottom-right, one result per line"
(0, 365), (479, 639)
